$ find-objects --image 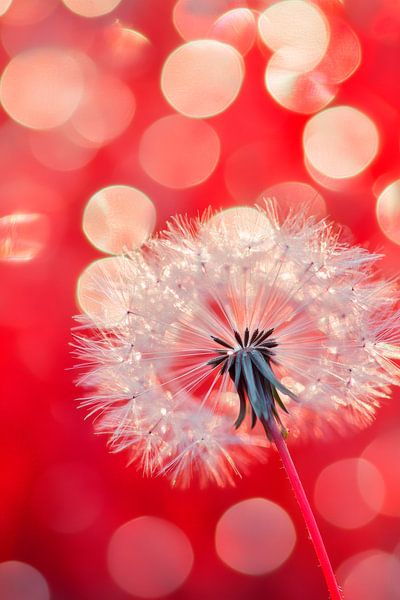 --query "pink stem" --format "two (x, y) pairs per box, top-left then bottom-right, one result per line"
(264, 418), (343, 600)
